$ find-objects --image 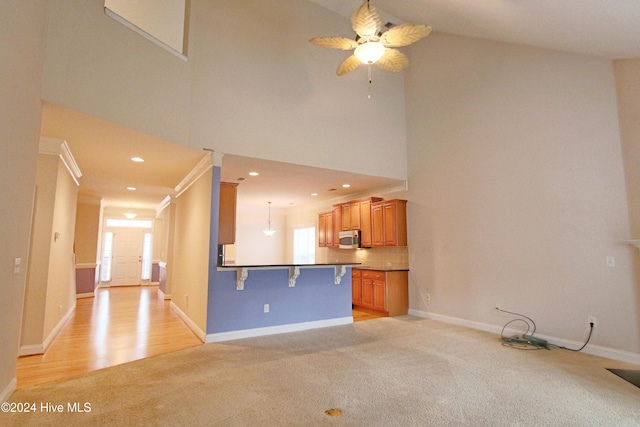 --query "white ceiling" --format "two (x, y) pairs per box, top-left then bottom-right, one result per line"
(310, 0), (640, 59)
(41, 1), (640, 212)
